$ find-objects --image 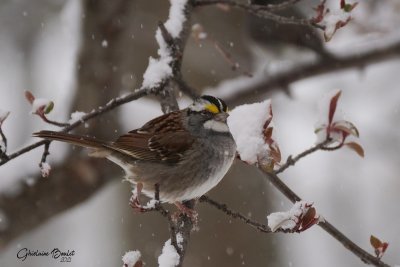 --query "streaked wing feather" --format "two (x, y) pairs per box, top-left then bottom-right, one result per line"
(110, 111), (194, 163)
